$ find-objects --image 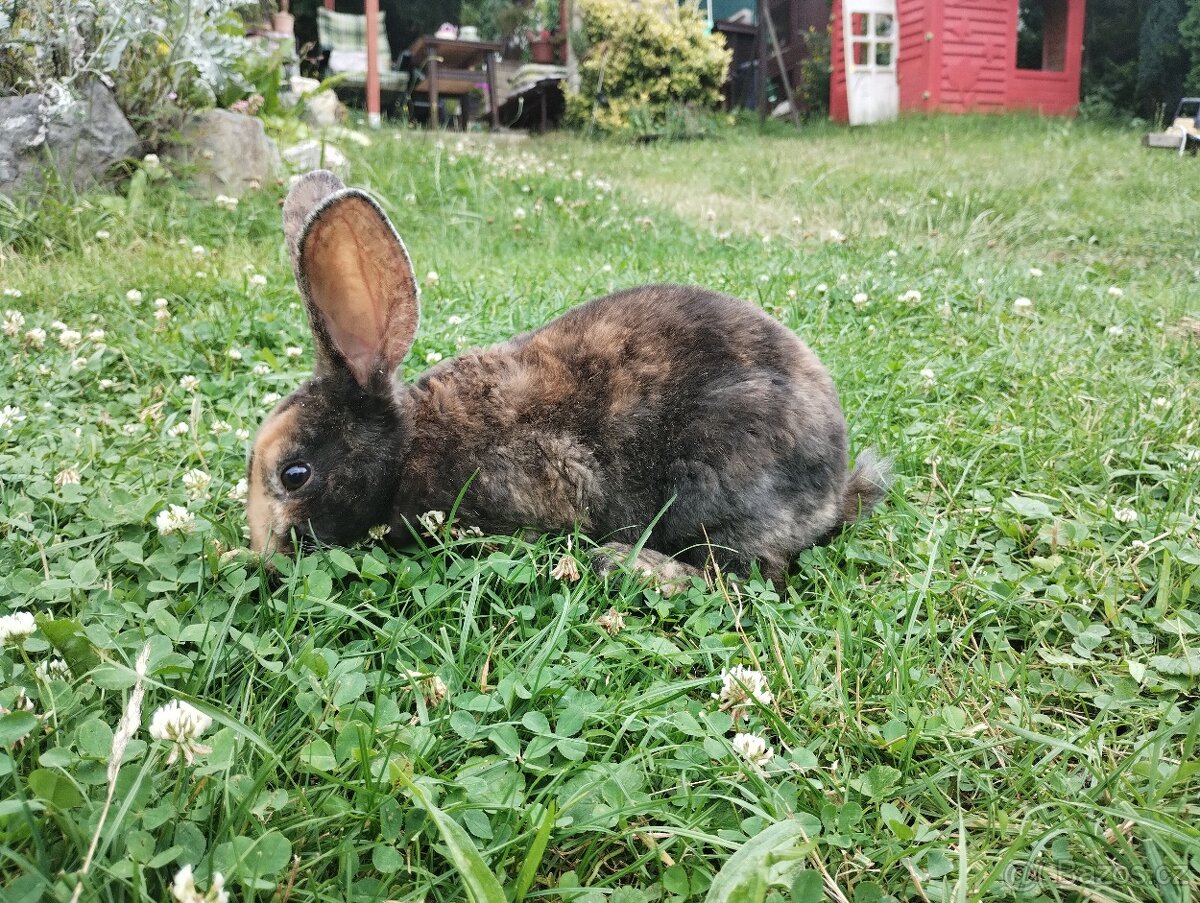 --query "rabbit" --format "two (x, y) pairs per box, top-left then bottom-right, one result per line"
(247, 170), (889, 585)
